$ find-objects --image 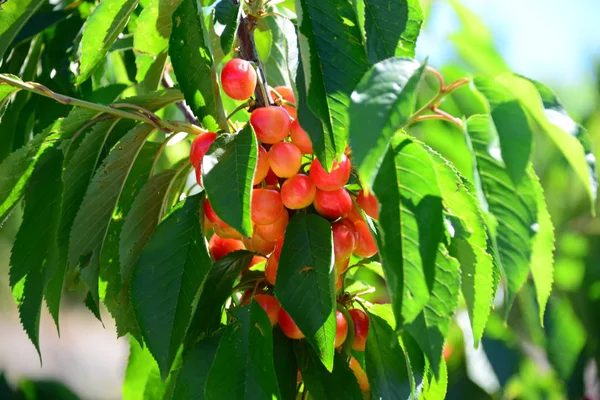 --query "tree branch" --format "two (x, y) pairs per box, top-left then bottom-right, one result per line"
(161, 71), (200, 125)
